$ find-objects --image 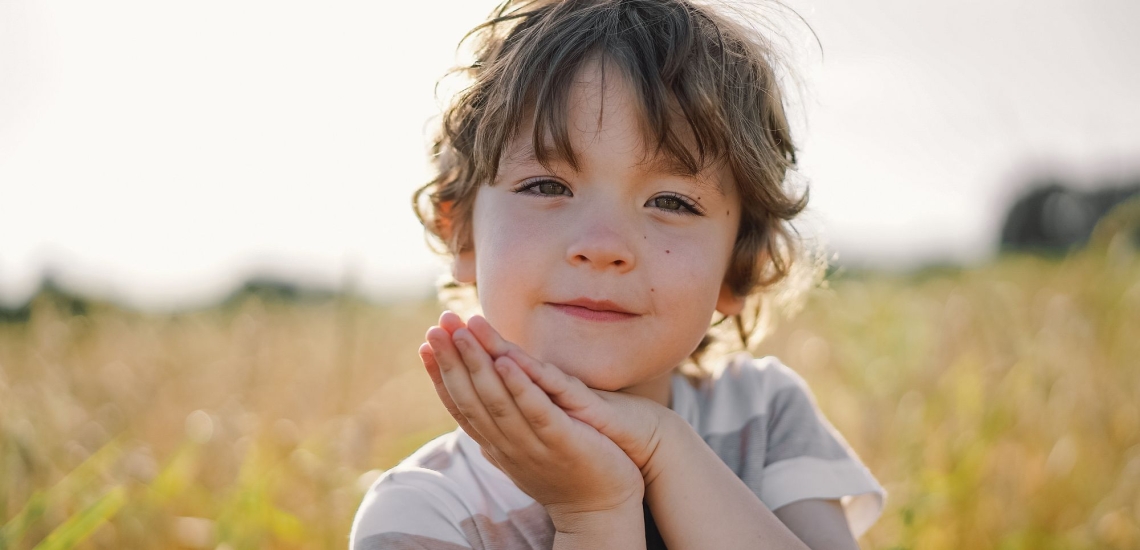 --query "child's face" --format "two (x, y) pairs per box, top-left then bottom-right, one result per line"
(454, 60), (744, 400)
